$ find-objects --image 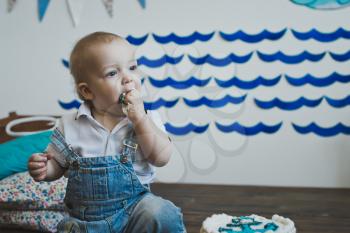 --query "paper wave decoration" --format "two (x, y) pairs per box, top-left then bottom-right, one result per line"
(325, 95), (350, 108)
(126, 34), (149, 46)
(59, 95), (350, 111)
(291, 0), (350, 10)
(58, 100), (81, 110)
(137, 55), (183, 68)
(257, 51), (326, 64)
(148, 76), (211, 89)
(285, 72), (350, 87)
(62, 59), (69, 68)
(329, 50), (350, 62)
(255, 97), (323, 110)
(153, 31), (215, 45)
(219, 29), (287, 43)
(183, 95), (247, 108)
(291, 28), (350, 42)
(143, 95), (247, 110)
(144, 98), (179, 110)
(215, 75), (281, 89)
(215, 122), (283, 136)
(292, 122), (350, 137)
(164, 122), (209, 135)
(188, 53), (253, 66)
